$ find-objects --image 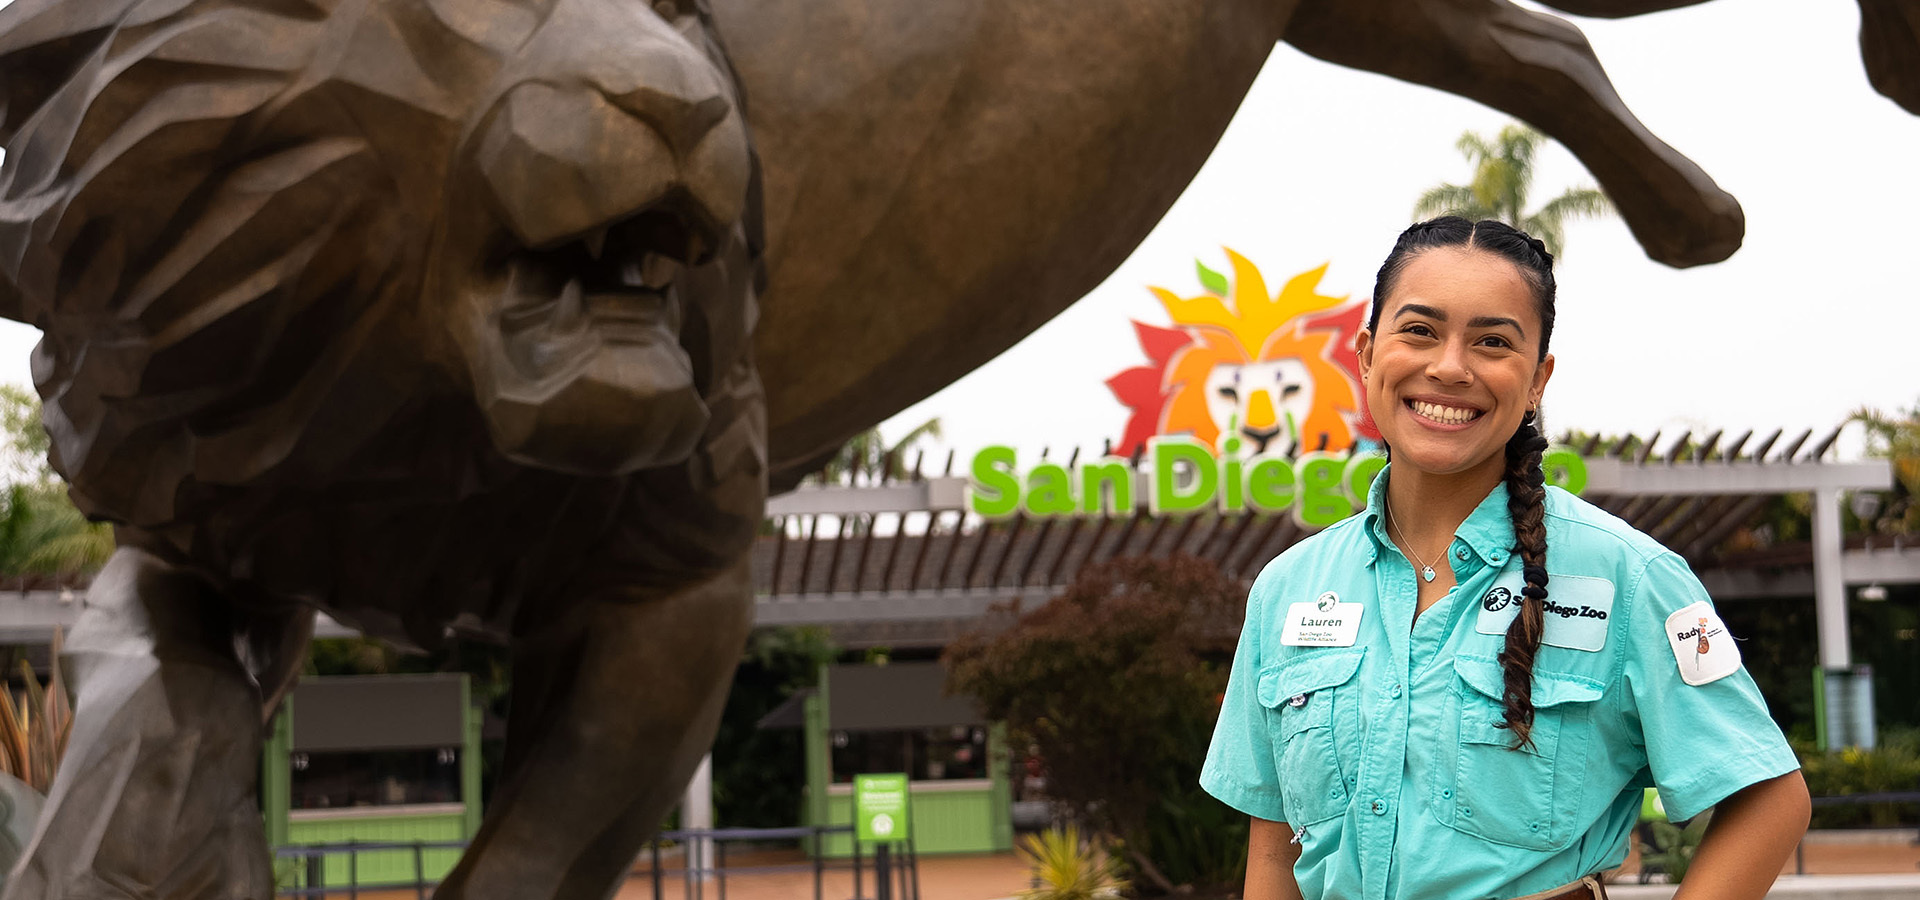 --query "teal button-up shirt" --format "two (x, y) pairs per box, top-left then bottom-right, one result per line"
(1201, 471), (1798, 900)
